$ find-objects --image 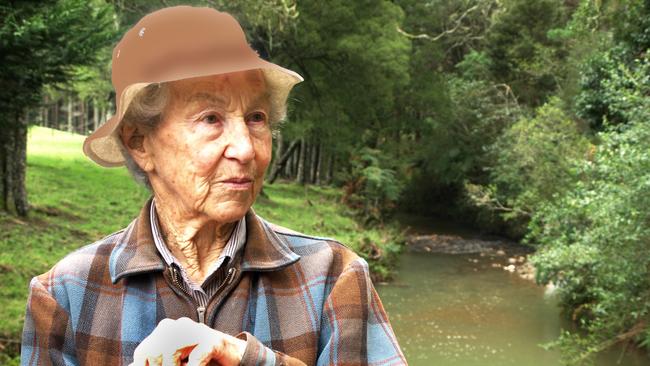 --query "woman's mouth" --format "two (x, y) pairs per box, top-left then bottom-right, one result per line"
(219, 177), (253, 190)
